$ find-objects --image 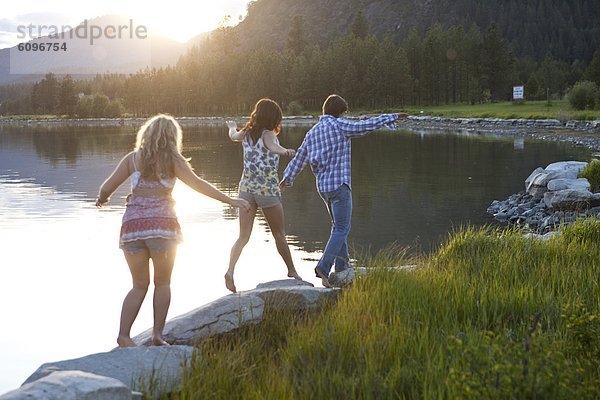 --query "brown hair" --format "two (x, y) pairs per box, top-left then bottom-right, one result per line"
(135, 114), (187, 179)
(242, 98), (283, 144)
(322, 94), (348, 117)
